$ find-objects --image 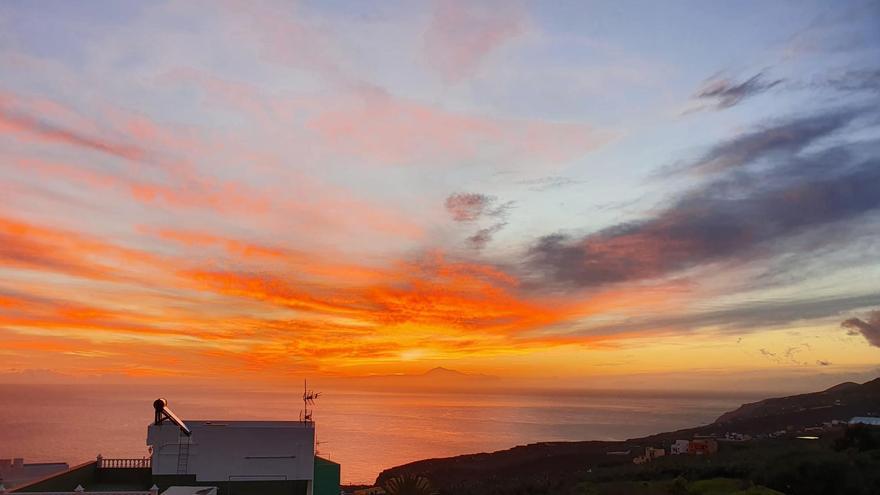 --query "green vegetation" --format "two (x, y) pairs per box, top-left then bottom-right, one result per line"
(575, 477), (783, 495)
(572, 434), (880, 495)
(688, 478), (781, 495)
(834, 423), (880, 452)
